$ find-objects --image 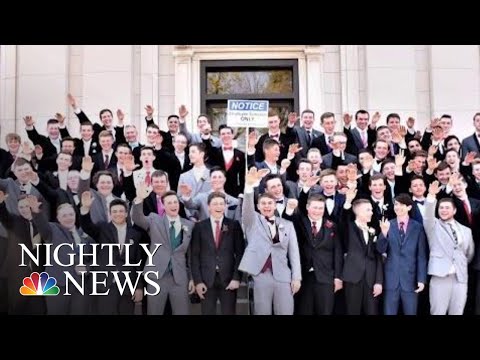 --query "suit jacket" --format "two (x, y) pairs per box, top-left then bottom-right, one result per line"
(376, 218), (427, 291)
(291, 126), (322, 158)
(92, 151), (118, 175)
(283, 200), (343, 284)
(131, 202), (193, 285)
(177, 167), (212, 199)
(311, 133), (332, 155)
(423, 198), (474, 283)
(0, 149), (16, 179)
(141, 191), (187, 219)
(74, 109), (126, 146)
(77, 175), (121, 224)
(205, 144), (246, 197)
(79, 211), (144, 292)
(26, 127), (60, 159)
(285, 181), (321, 200)
(344, 126), (377, 156)
(238, 191), (301, 283)
(254, 131), (296, 164)
(182, 191), (241, 222)
(319, 190), (346, 225)
(33, 210), (94, 287)
(462, 134), (480, 156)
(152, 148), (182, 191)
(320, 152), (357, 170)
(191, 217), (245, 288)
(340, 208), (383, 287)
